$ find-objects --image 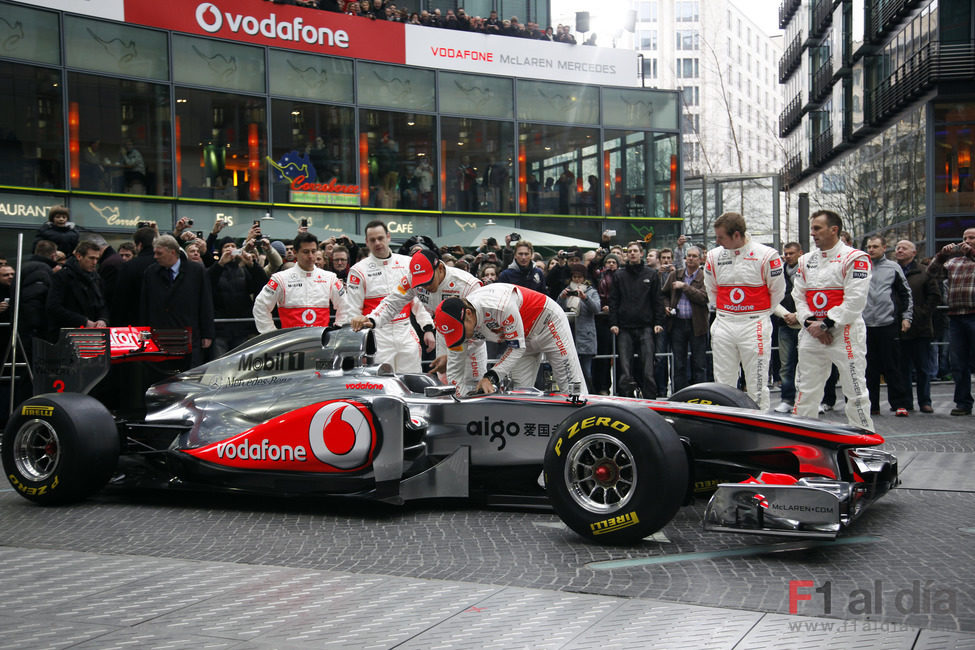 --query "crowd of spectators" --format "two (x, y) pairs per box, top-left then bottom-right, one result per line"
(264, 0), (581, 43)
(2, 206), (970, 417)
